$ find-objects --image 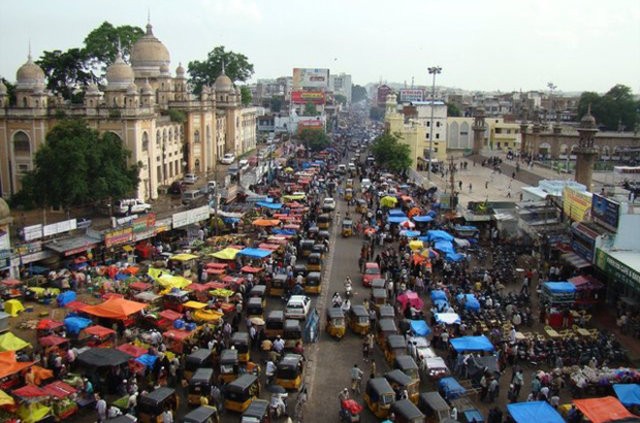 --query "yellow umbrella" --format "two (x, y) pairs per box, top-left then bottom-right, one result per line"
(285, 167), (294, 173)
(380, 196), (398, 208)
(0, 389), (15, 406)
(409, 240), (424, 251)
(209, 247), (240, 260)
